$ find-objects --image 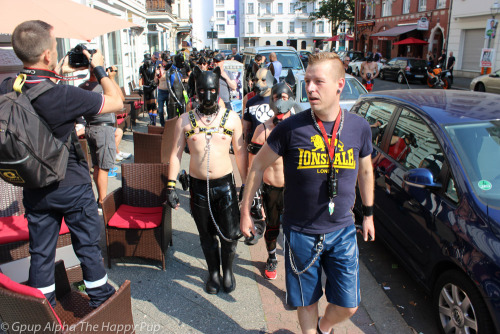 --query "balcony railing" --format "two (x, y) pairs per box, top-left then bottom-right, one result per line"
(146, 0), (172, 13)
